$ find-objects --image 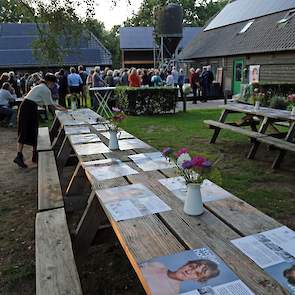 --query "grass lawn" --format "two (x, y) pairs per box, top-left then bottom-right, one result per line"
(120, 109), (295, 229)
